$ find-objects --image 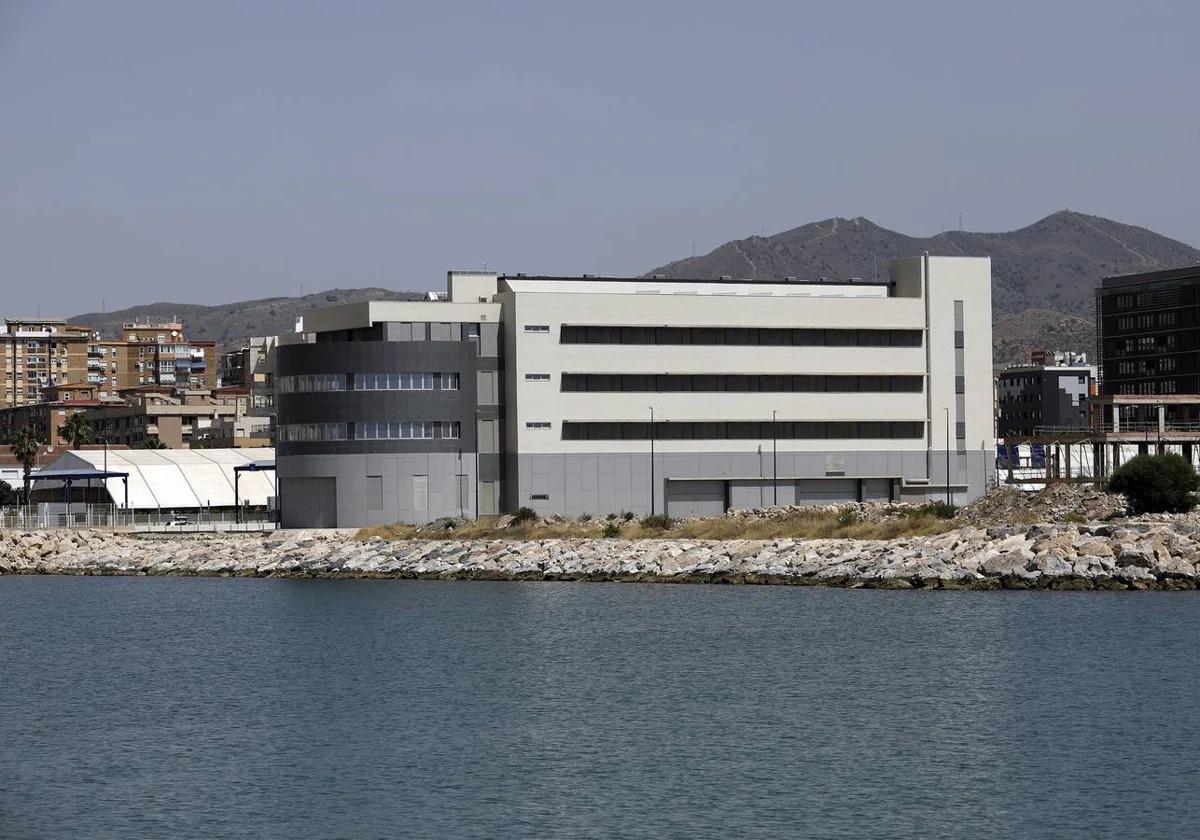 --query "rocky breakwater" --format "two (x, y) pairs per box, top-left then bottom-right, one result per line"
(3, 522), (1200, 590)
